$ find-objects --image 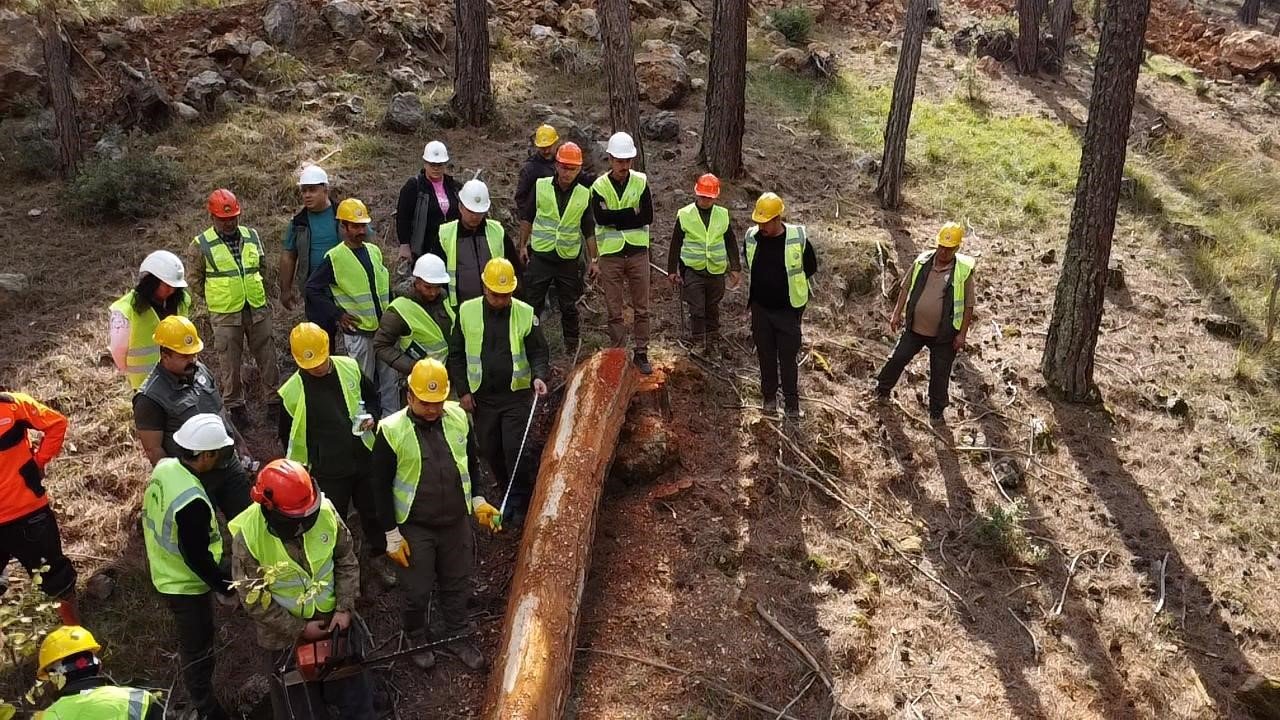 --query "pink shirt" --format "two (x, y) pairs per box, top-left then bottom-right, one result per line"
(430, 178), (450, 216)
